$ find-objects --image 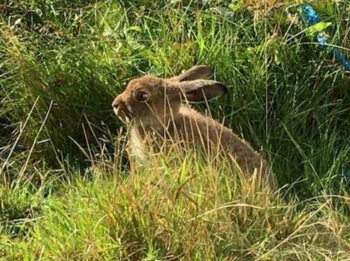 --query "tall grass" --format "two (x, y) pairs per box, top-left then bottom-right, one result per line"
(1, 0), (350, 194)
(1, 0), (350, 259)
(2, 143), (350, 260)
